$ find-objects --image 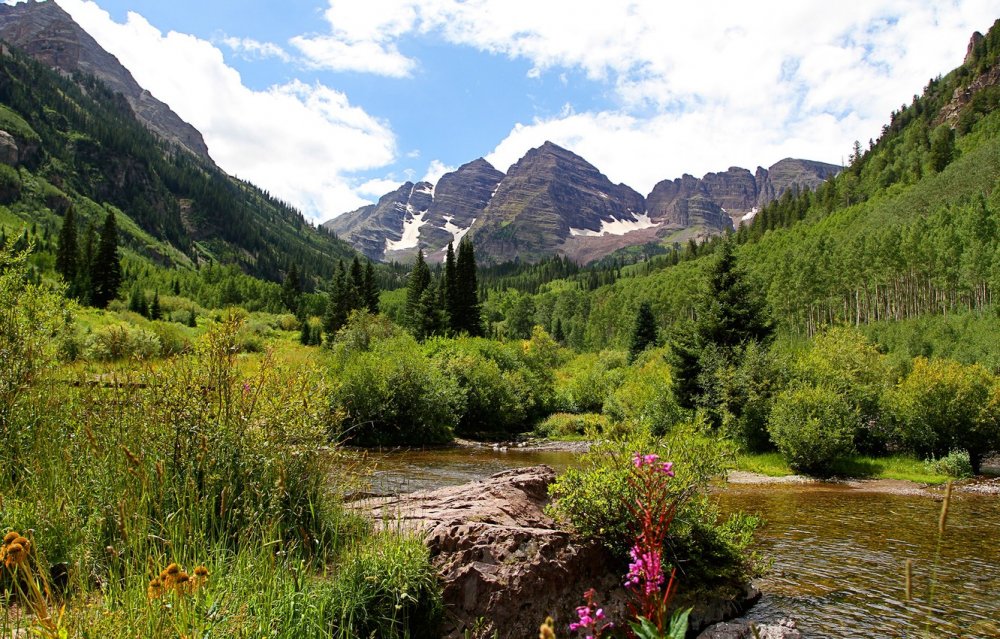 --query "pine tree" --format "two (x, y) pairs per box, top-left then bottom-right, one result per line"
(362, 261), (380, 314)
(350, 257), (365, 294)
(90, 211), (122, 308)
(324, 262), (357, 340)
(454, 239), (482, 336)
(299, 319), (312, 346)
(187, 307), (197, 328)
(416, 280), (446, 341)
(404, 250), (431, 332)
(55, 206), (78, 289)
(628, 301), (658, 361)
(552, 317), (565, 344)
(281, 263), (303, 314)
(149, 291), (162, 320)
(128, 284), (147, 316)
(444, 242), (459, 331)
